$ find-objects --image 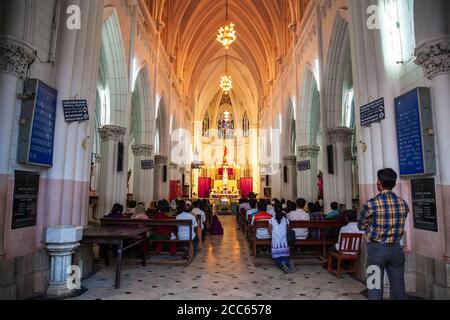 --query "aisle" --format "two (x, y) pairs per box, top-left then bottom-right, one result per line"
(73, 216), (366, 300)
